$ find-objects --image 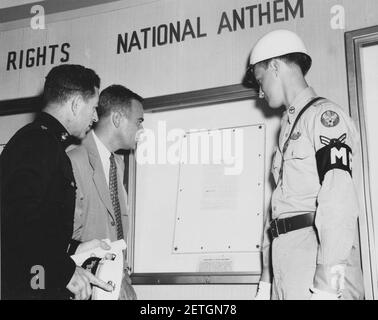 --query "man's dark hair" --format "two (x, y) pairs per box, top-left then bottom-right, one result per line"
(43, 64), (100, 105)
(259, 52), (312, 76)
(244, 52), (312, 89)
(97, 85), (143, 118)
